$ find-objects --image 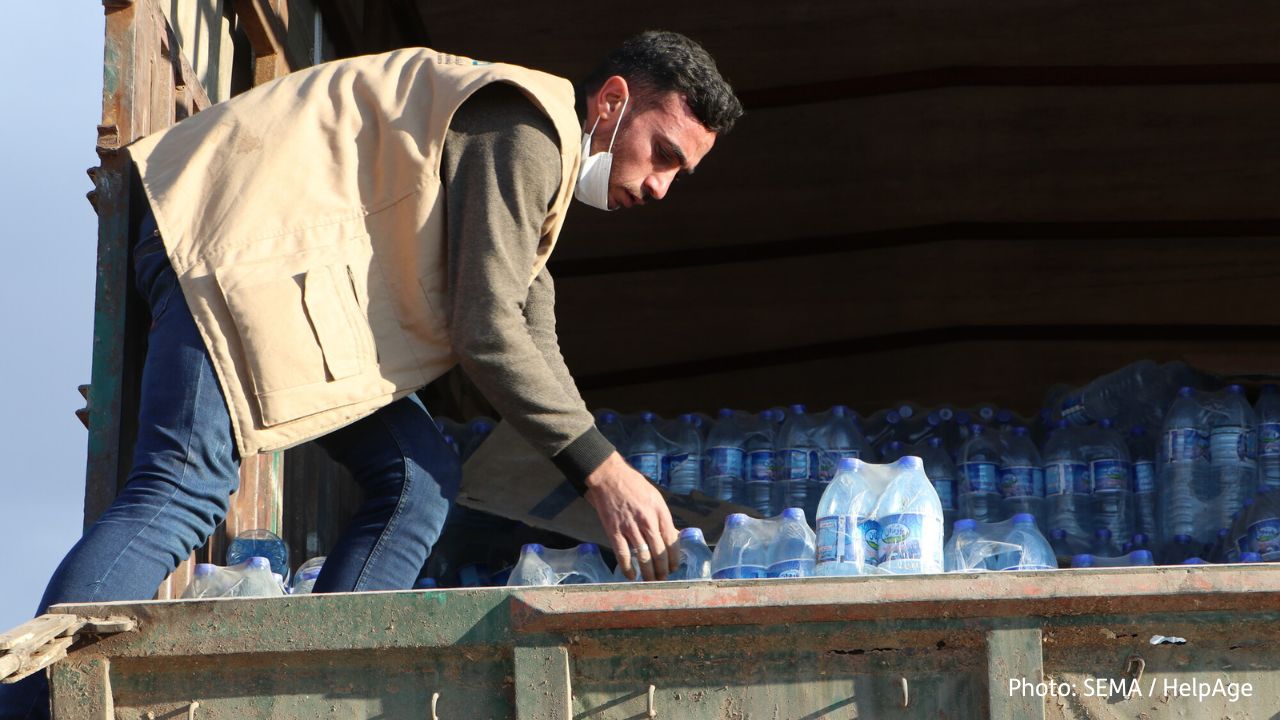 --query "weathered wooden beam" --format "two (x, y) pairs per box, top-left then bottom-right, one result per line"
(233, 0), (293, 84)
(0, 614), (83, 653)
